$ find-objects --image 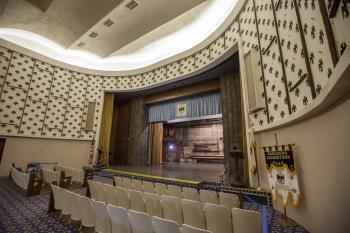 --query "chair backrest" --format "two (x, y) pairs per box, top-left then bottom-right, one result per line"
(51, 184), (62, 210)
(104, 183), (118, 206)
(123, 177), (133, 190)
(161, 195), (182, 225)
(143, 192), (163, 218)
(128, 210), (154, 233)
(181, 199), (206, 229)
(114, 176), (124, 188)
(108, 205), (131, 233)
(232, 208), (262, 233)
(203, 203), (232, 233)
(88, 179), (99, 201)
(79, 195), (95, 228)
(95, 181), (107, 203)
(143, 181), (155, 194)
(219, 192), (240, 209)
(61, 189), (72, 215)
(200, 190), (219, 205)
(70, 192), (81, 222)
(128, 190), (146, 212)
(183, 187), (200, 201)
(153, 216), (180, 233)
(167, 185), (183, 199)
(182, 224), (211, 233)
(115, 187), (130, 209)
(92, 200), (111, 233)
(132, 179), (144, 192)
(155, 183), (168, 196)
